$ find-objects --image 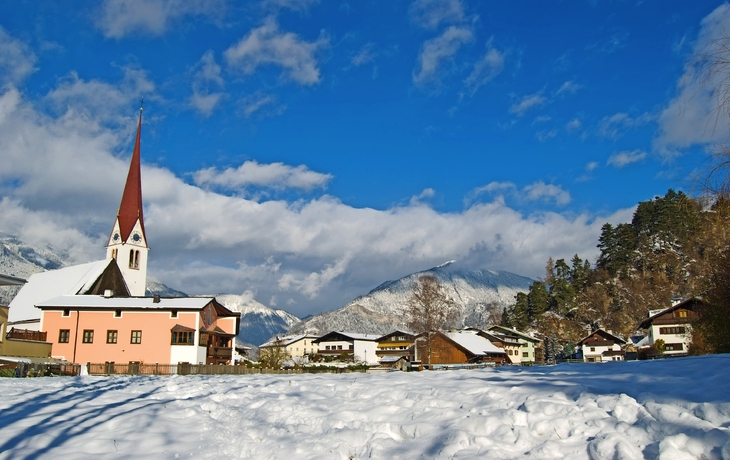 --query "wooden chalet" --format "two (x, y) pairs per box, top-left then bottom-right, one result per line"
(414, 330), (507, 367)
